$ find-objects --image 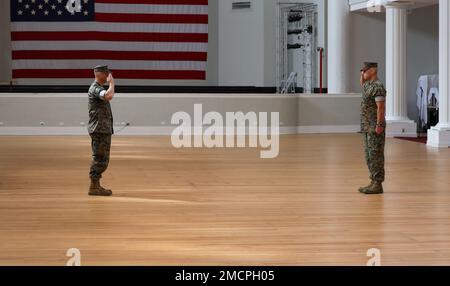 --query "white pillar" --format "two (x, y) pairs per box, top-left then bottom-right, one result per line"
(428, 0), (450, 147)
(385, 4), (417, 137)
(327, 0), (350, 94)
